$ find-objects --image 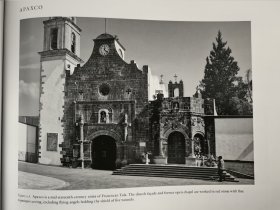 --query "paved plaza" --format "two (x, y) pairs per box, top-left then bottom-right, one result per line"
(18, 161), (254, 190)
